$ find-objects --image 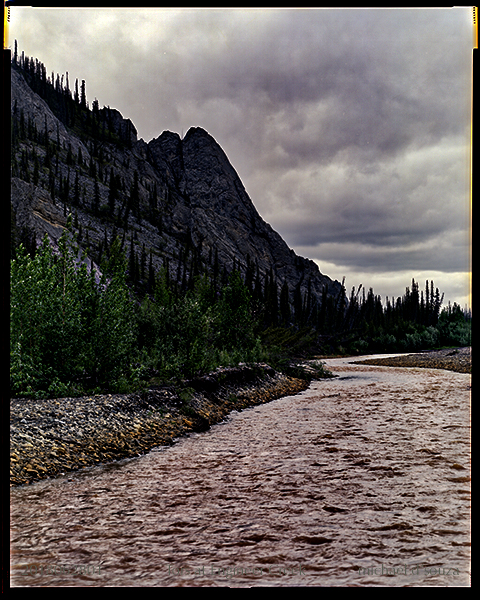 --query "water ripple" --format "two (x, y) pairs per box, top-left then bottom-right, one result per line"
(11, 358), (470, 587)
